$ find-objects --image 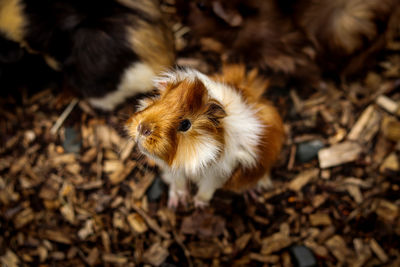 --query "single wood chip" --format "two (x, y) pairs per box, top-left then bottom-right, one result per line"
(78, 219), (94, 240)
(81, 148), (97, 163)
(120, 140), (135, 161)
(346, 184), (363, 204)
(41, 230), (72, 244)
(102, 254), (128, 264)
(261, 233), (293, 255)
(382, 116), (400, 141)
(50, 98), (79, 135)
(312, 194), (328, 208)
(188, 241), (221, 259)
(0, 250), (20, 267)
(132, 172), (155, 199)
(376, 95), (399, 114)
(369, 239), (388, 263)
(60, 203), (75, 224)
(109, 160), (136, 185)
(94, 124), (113, 148)
(309, 213), (332, 226)
(347, 105), (381, 143)
(288, 169), (319, 191)
(348, 105), (375, 140)
(51, 154), (76, 166)
(143, 243), (169, 266)
(353, 238), (372, 267)
(14, 208), (34, 229)
(235, 233), (252, 252)
(249, 253), (280, 263)
(78, 180), (103, 190)
(325, 235), (349, 263)
(290, 90), (303, 113)
(101, 231), (111, 253)
(127, 213), (148, 234)
(375, 199), (398, 223)
(9, 156), (28, 175)
(318, 141), (362, 168)
(304, 240), (329, 258)
(380, 152), (399, 173)
(86, 247), (99, 266)
(103, 160), (123, 173)
(343, 177), (372, 188)
(131, 203), (170, 239)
